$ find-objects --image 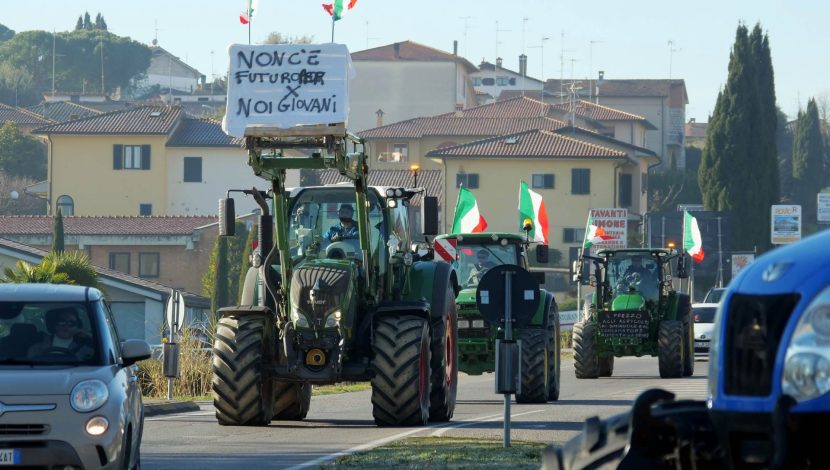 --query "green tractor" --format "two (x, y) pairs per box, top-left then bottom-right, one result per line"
(572, 248), (692, 379)
(433, 232), (561, 403)
(211, 124), (459, 427)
